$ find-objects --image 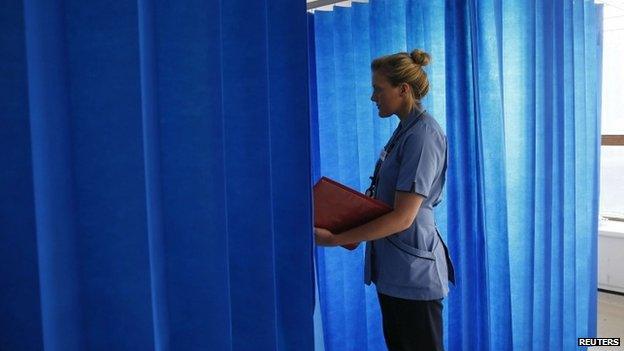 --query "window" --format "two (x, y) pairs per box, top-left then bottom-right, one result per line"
(600, 1), (624, 221)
